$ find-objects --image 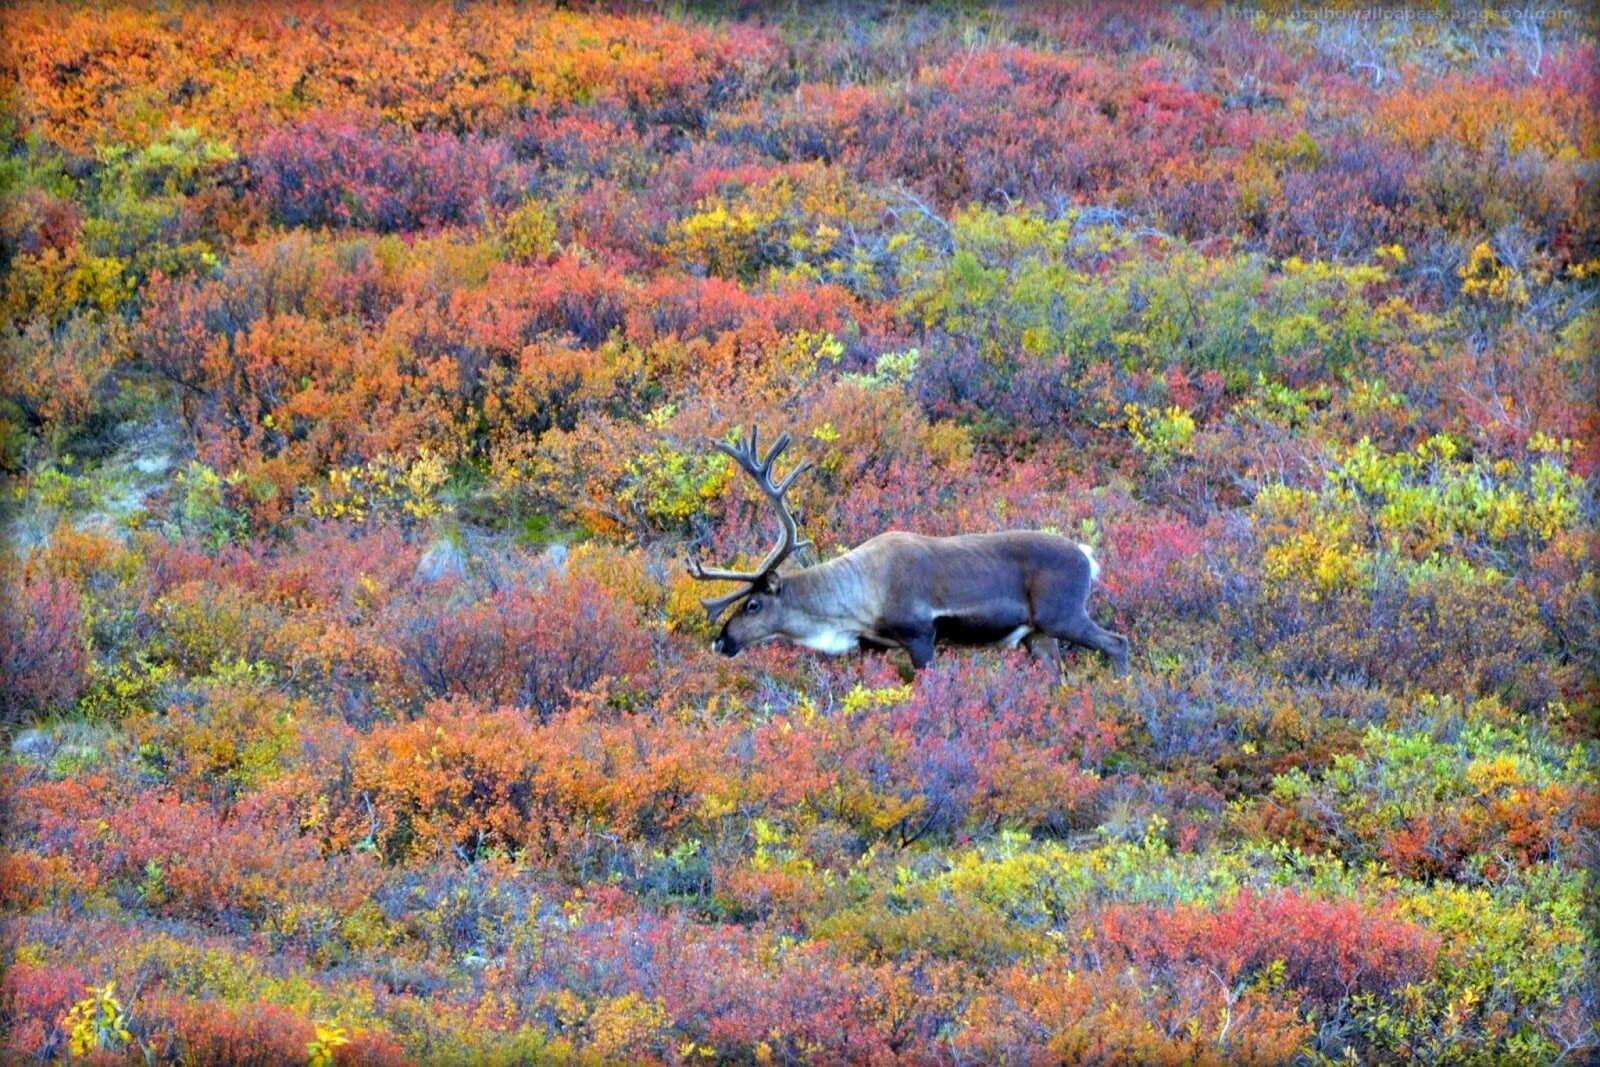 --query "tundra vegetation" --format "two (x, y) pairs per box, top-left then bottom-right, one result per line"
(1, 2), (1597, 1064)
